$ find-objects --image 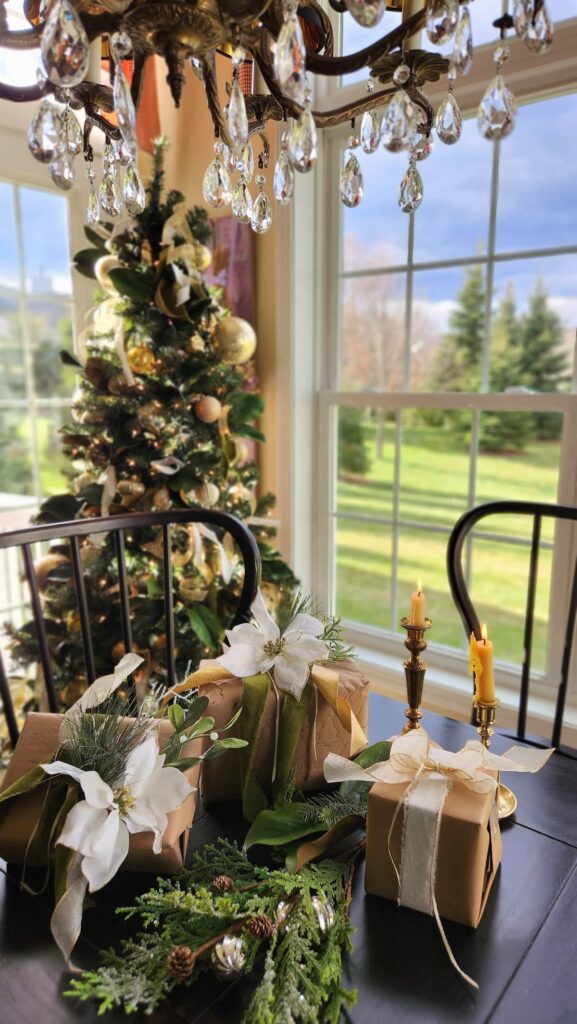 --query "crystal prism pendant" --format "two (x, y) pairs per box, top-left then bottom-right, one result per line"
(513, 0), (530, 39)
(41, 0), (89, 86)
(251, 177), (272, 234)
(274, 12), (307, 104)
(478, 75), (517, 140)
(452, 5), (473, 76)
(122, 162), (146, 215)
(86, 185), (100, 225)
(27, 99), (63, 163)
(236, 142), (254, 182)
(381, 91), (416, 153)
(525, 2), (553, 54)
(289, 109), (318, 173)
(344, 0), (384, 27)
(426, 0), (459, 45)
(399, 161), (423, 214)
(435, 92), (462, 144)
(113, 64), (138, 155)
(273, 147), (294, 205)
(49, 153), (75, 190)
(228, 76), (249, 154)
(412, 134), (433, 161)
(62, 106), (82, 156)
(202, 158), (231, 207)
(232, 176), (252, 223)
(340, 153), (363, 208)
(360, 108), (381, 154)
(99, 167), (123, 217)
